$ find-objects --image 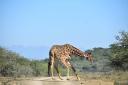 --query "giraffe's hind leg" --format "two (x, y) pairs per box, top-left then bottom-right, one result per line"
(48, 61), (51, 77)
(50, 57), (55, 80)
